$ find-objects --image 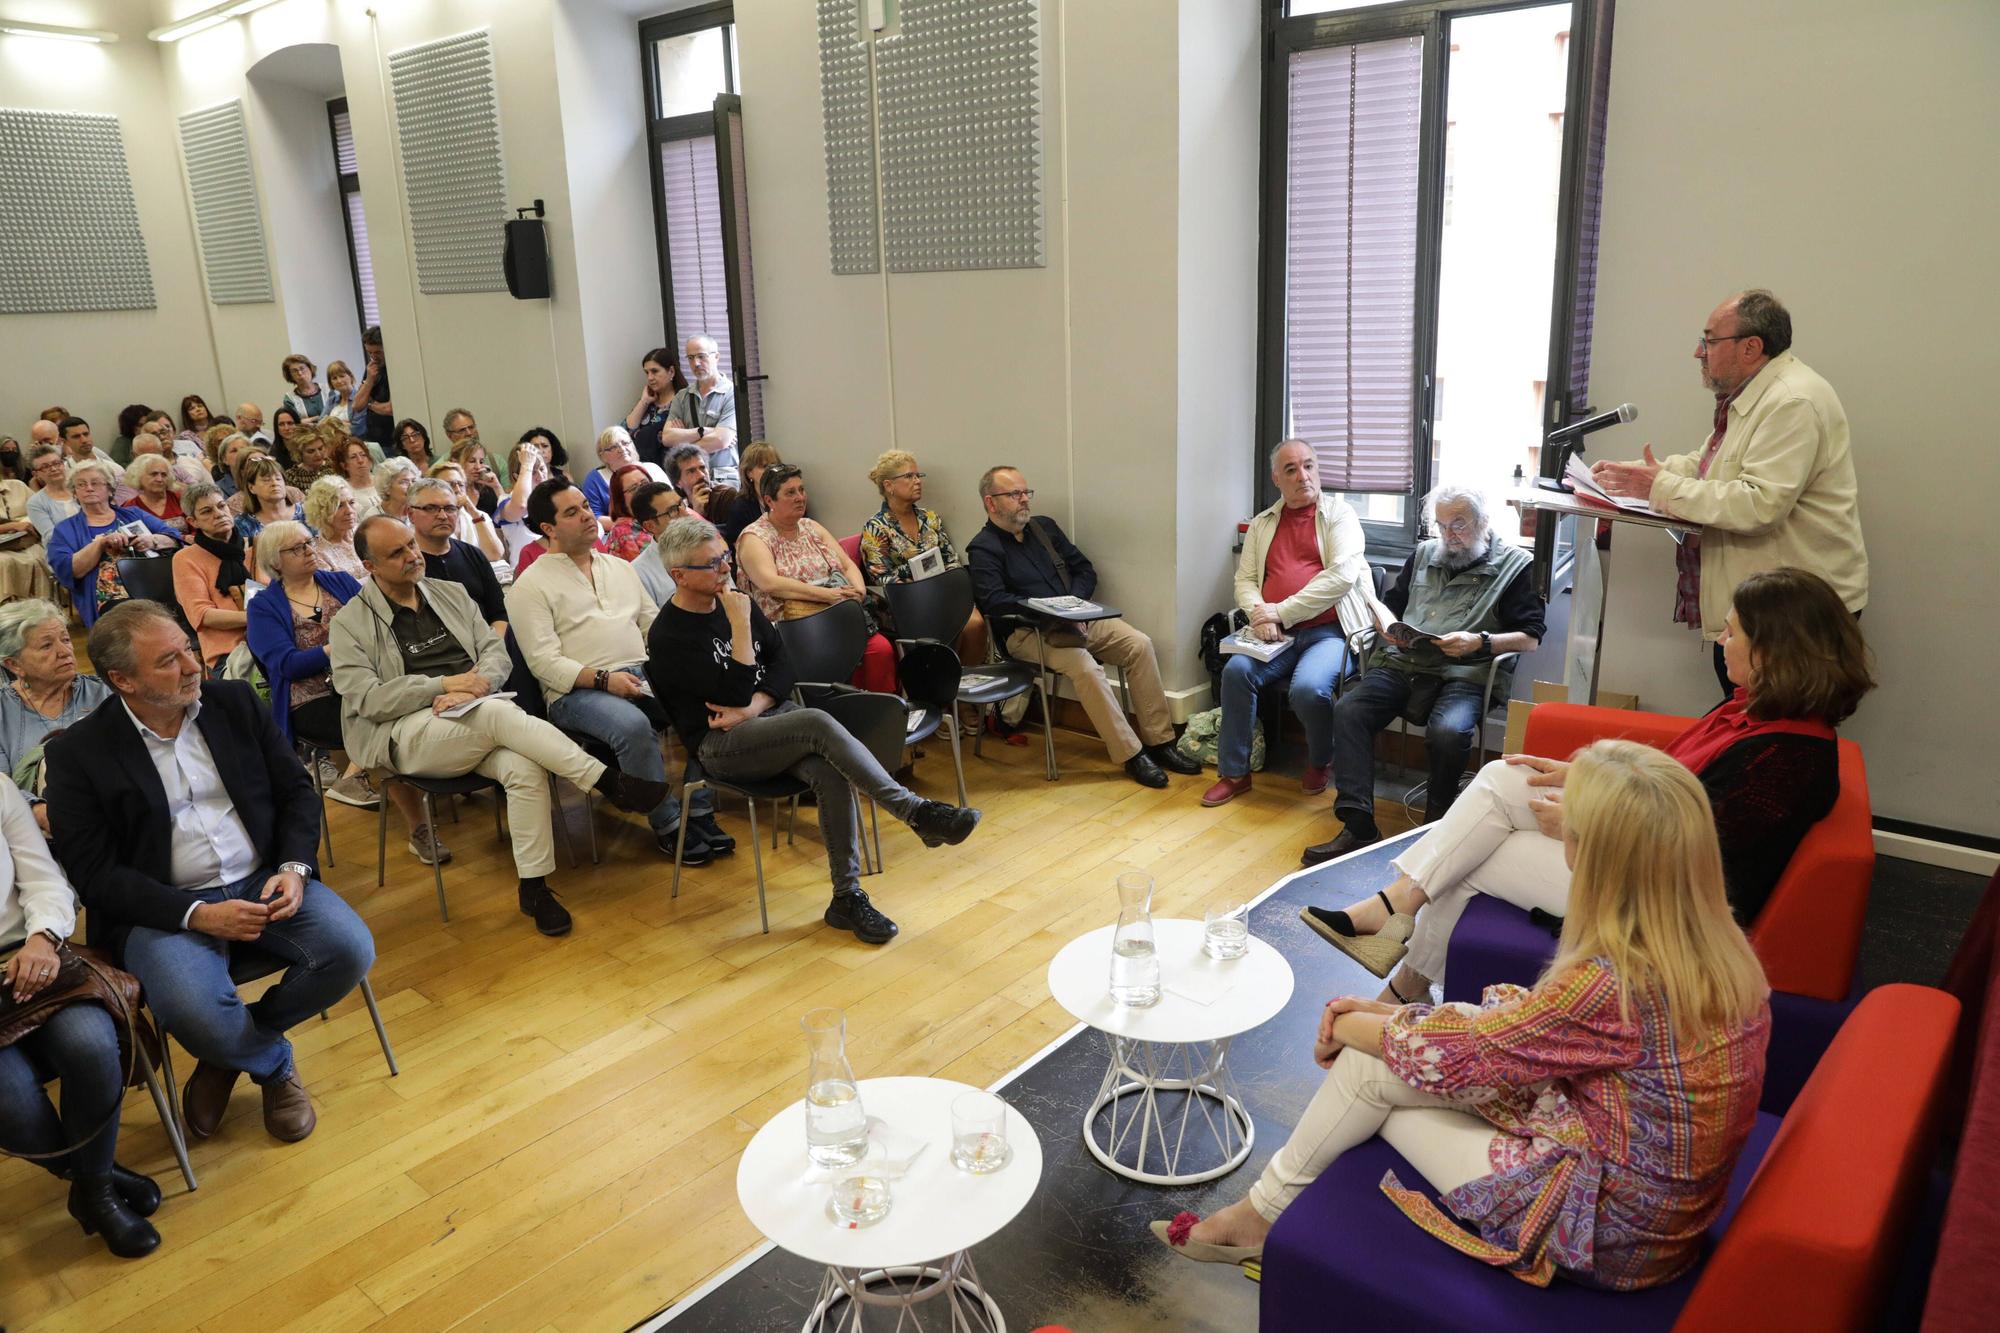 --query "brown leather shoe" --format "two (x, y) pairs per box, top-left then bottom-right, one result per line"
(261, 1070), (317, 1142)
(182, 1060), (241, 1139)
